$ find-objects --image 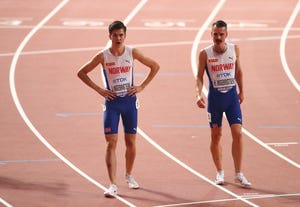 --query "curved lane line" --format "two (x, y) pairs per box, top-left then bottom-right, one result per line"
(153, 192), (300, 207)
(280, 0), (300, 93)
(8, 0), (136, 206)
(0, 197), (13, 207)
